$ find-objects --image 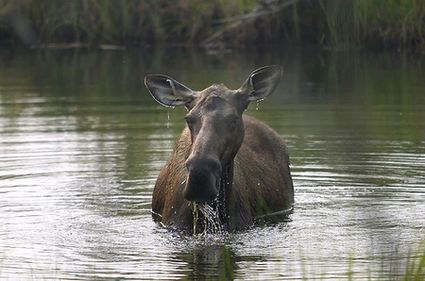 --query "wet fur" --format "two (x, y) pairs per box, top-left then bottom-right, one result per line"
(152, 115), (294, 231)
